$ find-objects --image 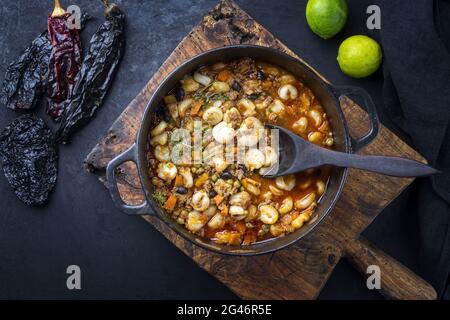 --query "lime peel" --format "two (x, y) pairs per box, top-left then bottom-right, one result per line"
(337, 35), (383, 78)
(306, 0), (348, 39)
